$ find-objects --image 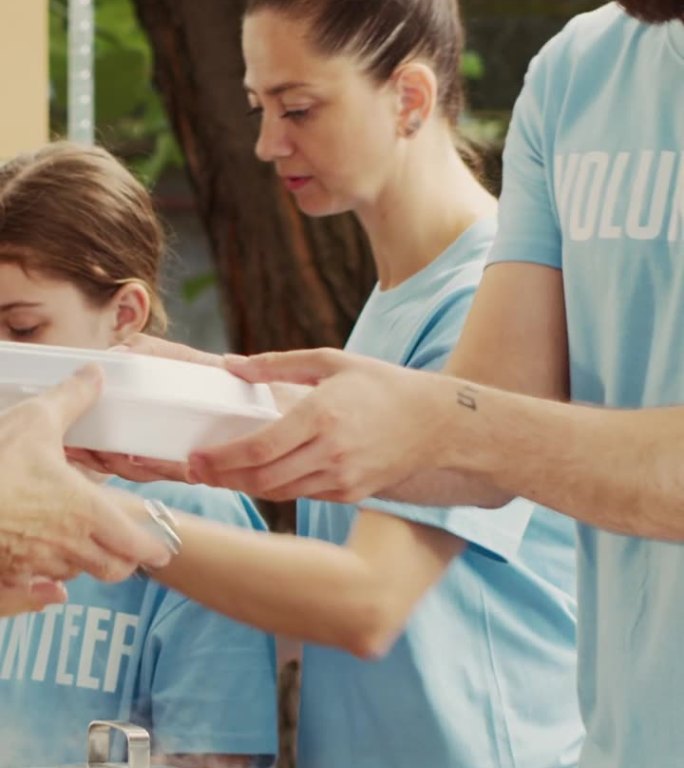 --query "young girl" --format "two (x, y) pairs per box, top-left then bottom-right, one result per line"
(0, 142), (277, 768)
(77, 1), (584, 766)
